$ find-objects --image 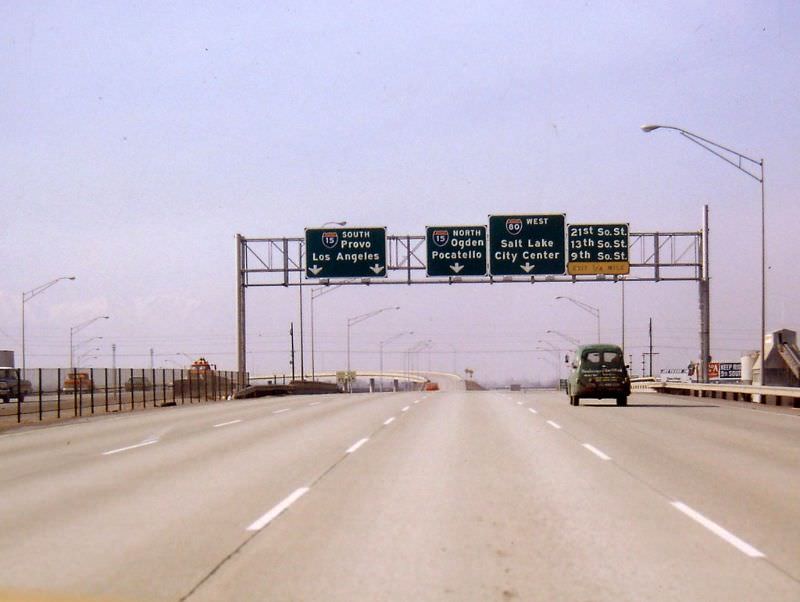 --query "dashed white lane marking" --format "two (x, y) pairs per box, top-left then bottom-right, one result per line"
(213, 419), (242, 428)
(308, 401), (321, 407)
(401, 406), (410, 412)
(246, 487), (310, 531)
(413, 399), (421, 404)
(516, 401), (523, 406)
(582, 443), (611, 460)
(383, 417), (396, 425)
(346, 438), (369, 454)
(546, 420), (562, 430)
(528, 408), (538, 414)
(102, 439), (158, 455)
(272, 408), (290, 414)
(671, 501), (765, 558)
